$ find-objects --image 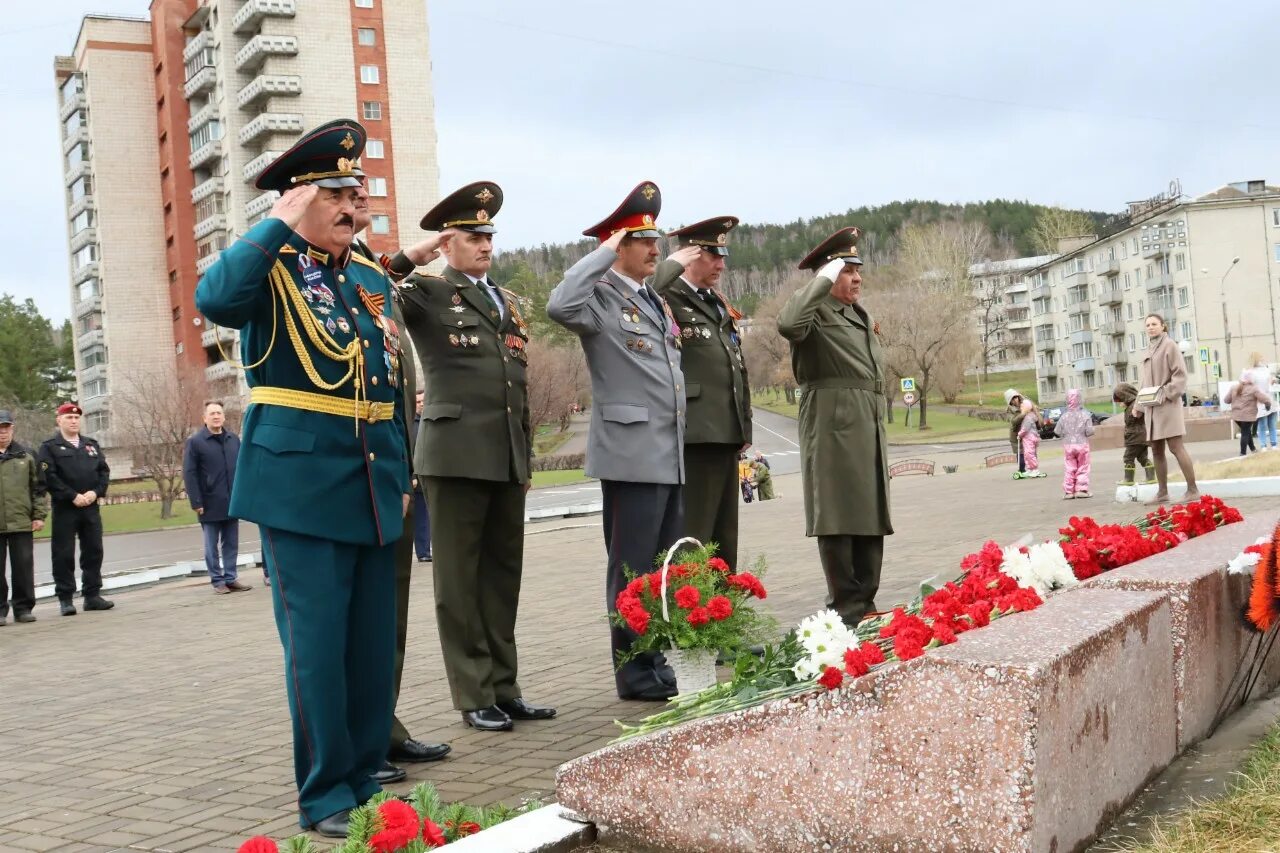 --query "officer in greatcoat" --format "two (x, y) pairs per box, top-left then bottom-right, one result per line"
(652, 216), (752, 569)
(546, 181), (685, 701)
(777, 227), (892, 628)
